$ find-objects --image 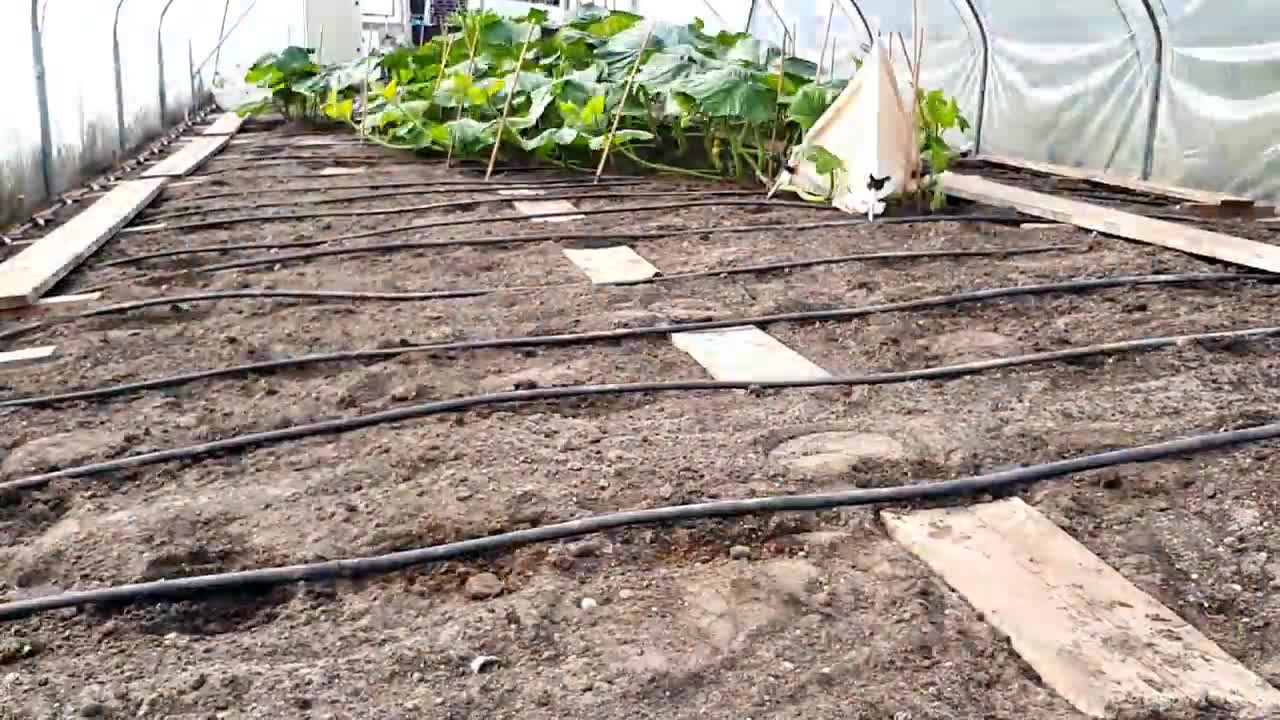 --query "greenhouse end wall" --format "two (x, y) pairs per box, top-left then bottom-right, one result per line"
(2, 1), (1278, 228)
